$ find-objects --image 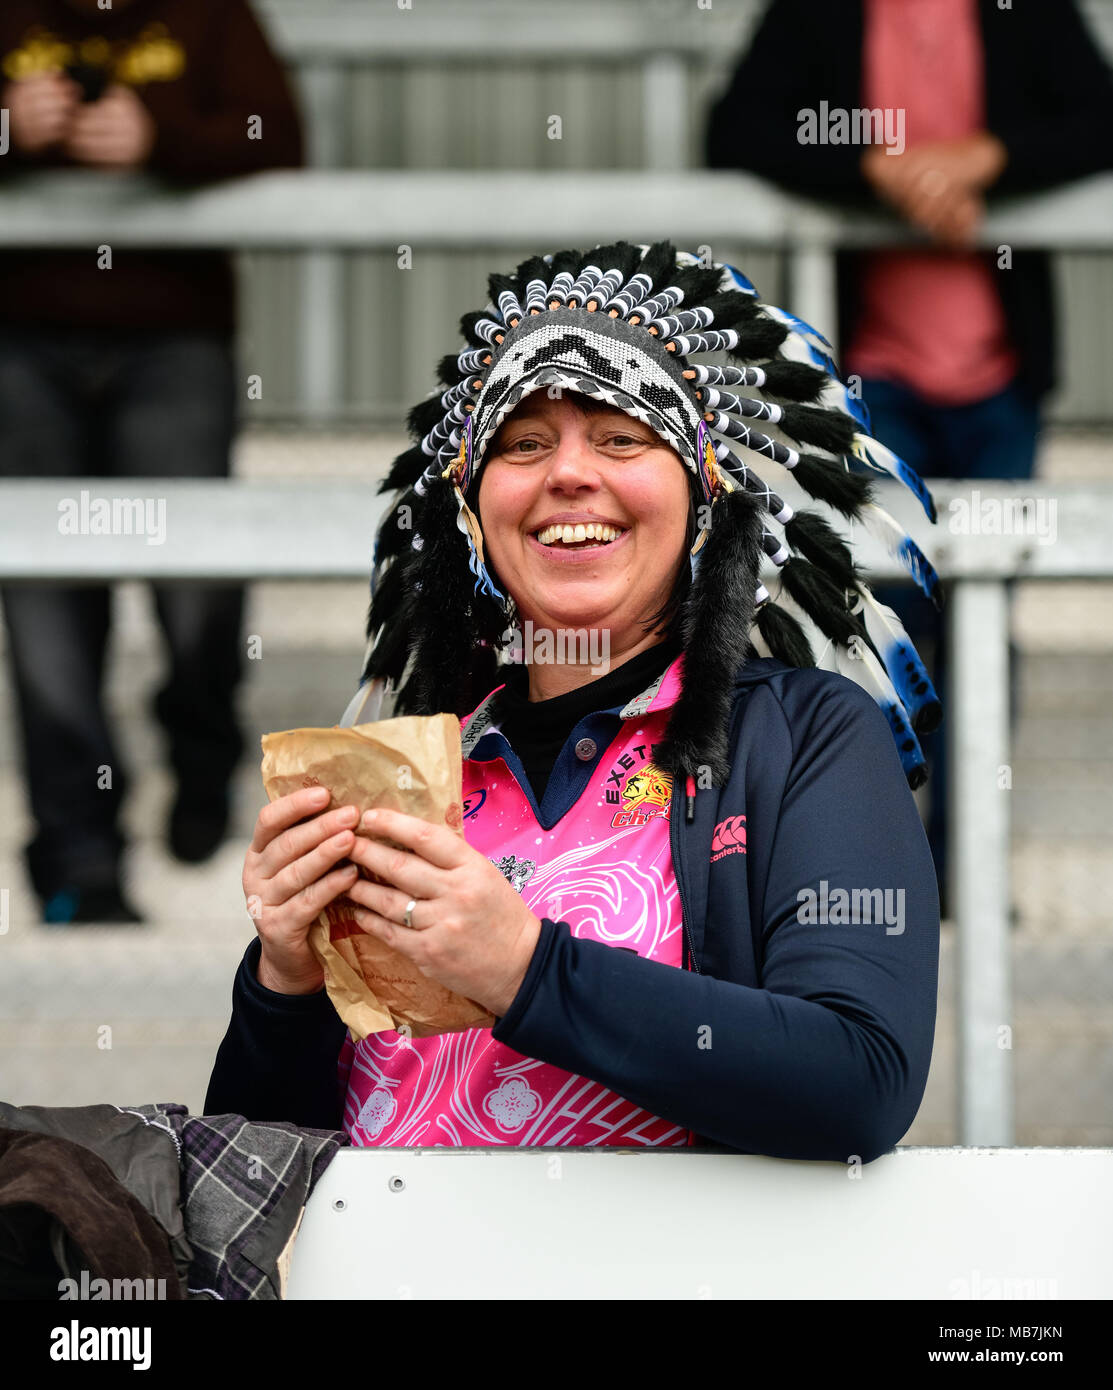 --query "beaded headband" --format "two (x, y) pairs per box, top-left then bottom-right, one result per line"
(360, 241), (943, 789)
